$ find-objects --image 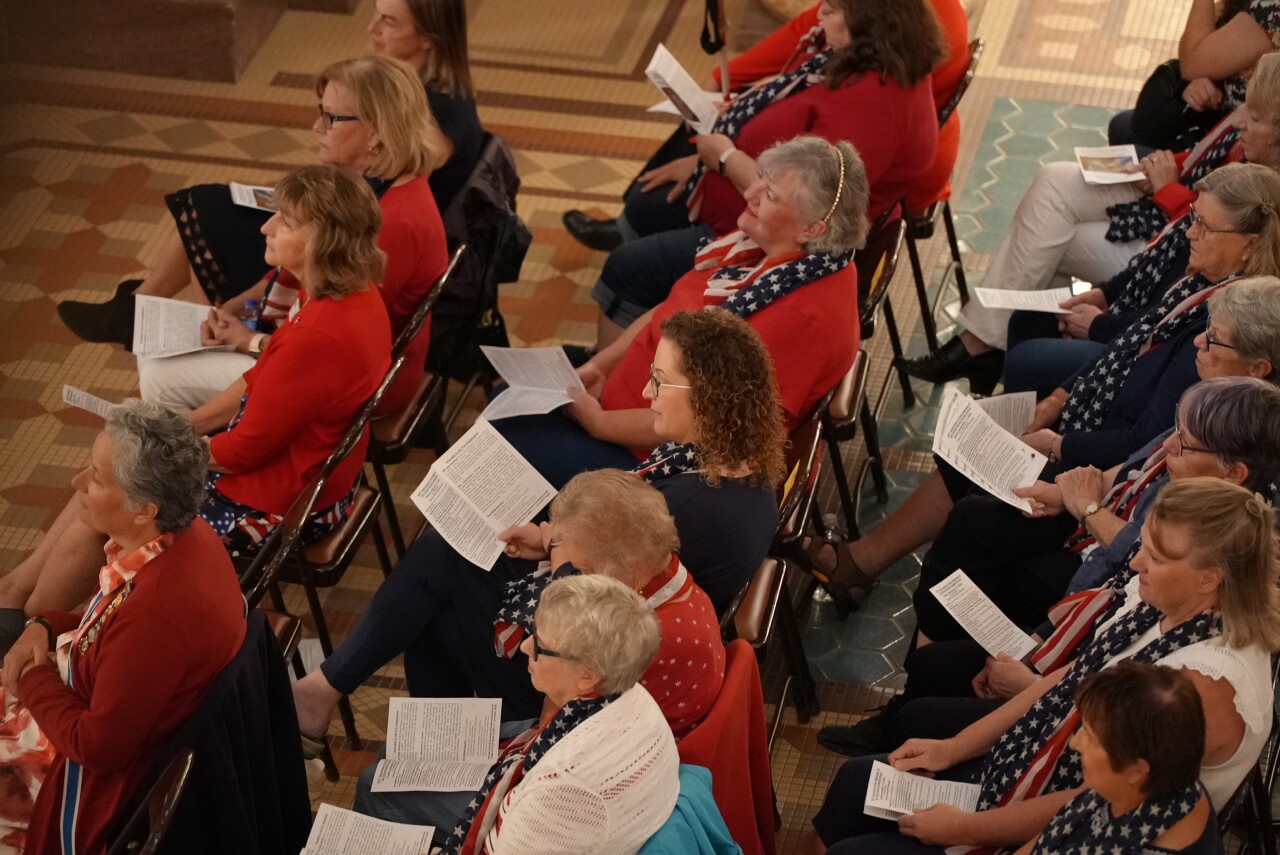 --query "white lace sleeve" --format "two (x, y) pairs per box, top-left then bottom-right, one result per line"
(1158, 640), (1272, 735)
